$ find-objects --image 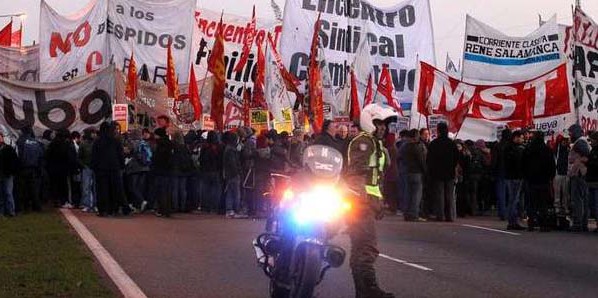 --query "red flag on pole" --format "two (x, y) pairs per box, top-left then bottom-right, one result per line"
(234, 6), (256, 73)
(363, 74), (373, 107)
(252, 39), (267, 109)
(188, 64), (202, 121)
(377, 64), (403, 116)
(0, 20), (12, 46)
(10, 23), (21, 48)
(350, 69), (361, 122)
(125, 52), (137, 101)
(208, 14), (226, 130)
(242, 85), (251, 126)
(309, 13), (324, 134)
(166, 41), (179, 100)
